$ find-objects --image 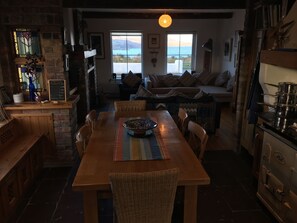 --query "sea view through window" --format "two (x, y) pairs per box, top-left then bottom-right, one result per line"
(111, 32), (195, 77)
